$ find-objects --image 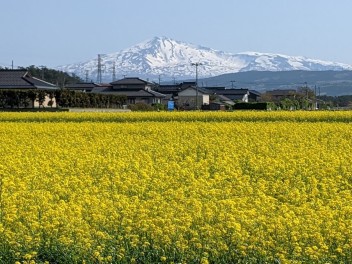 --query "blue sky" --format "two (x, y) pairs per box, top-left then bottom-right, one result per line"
(1, 0), (352, 68)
